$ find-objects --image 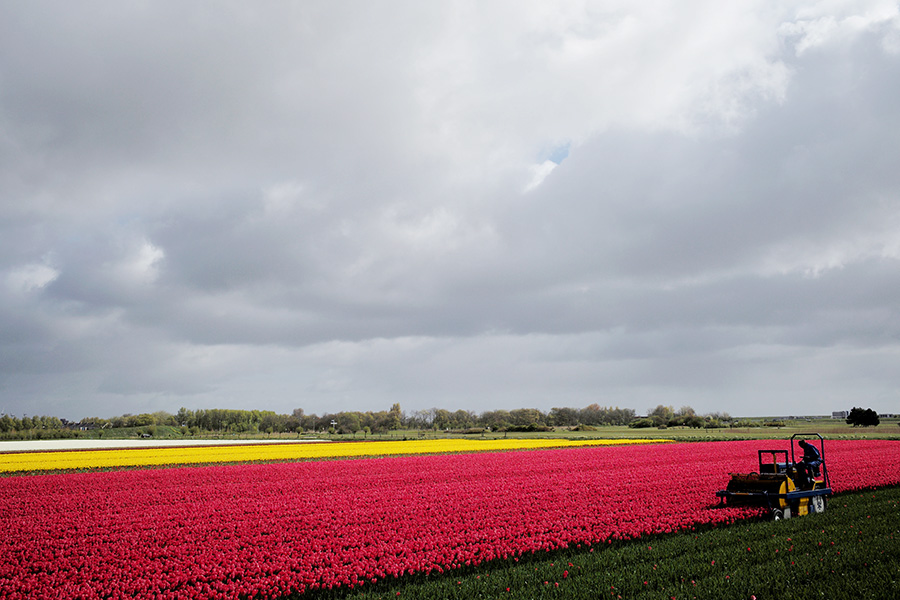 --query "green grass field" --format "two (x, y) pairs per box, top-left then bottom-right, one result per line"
(369, 418), (900, 442)
(305, 486), (900, 600)
(345, 417), (899, 442)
